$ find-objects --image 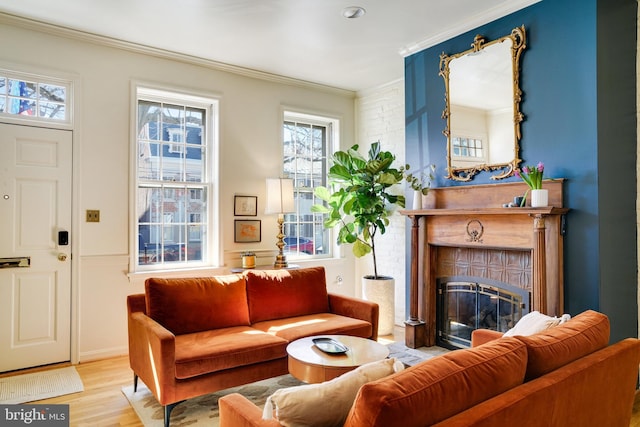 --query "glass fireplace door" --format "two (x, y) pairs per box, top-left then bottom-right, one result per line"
(437, 277), (529, 349)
